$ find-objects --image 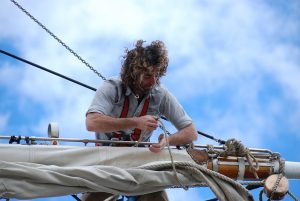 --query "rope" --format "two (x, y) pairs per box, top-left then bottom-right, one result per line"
(185, 166), (253, 201)
(157, 119), (188, 190)
(287, 191), (299, 201)
(139, 161), (253, 200)
(133, 134), (144, 147)
(9, 0), (106, 80)
(71, 195), (82, 201)
(259, 189), (264, 201)
(207, 138), (260, 179)
(130, 118), (187, 189)
(258, 189), (300, 201)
